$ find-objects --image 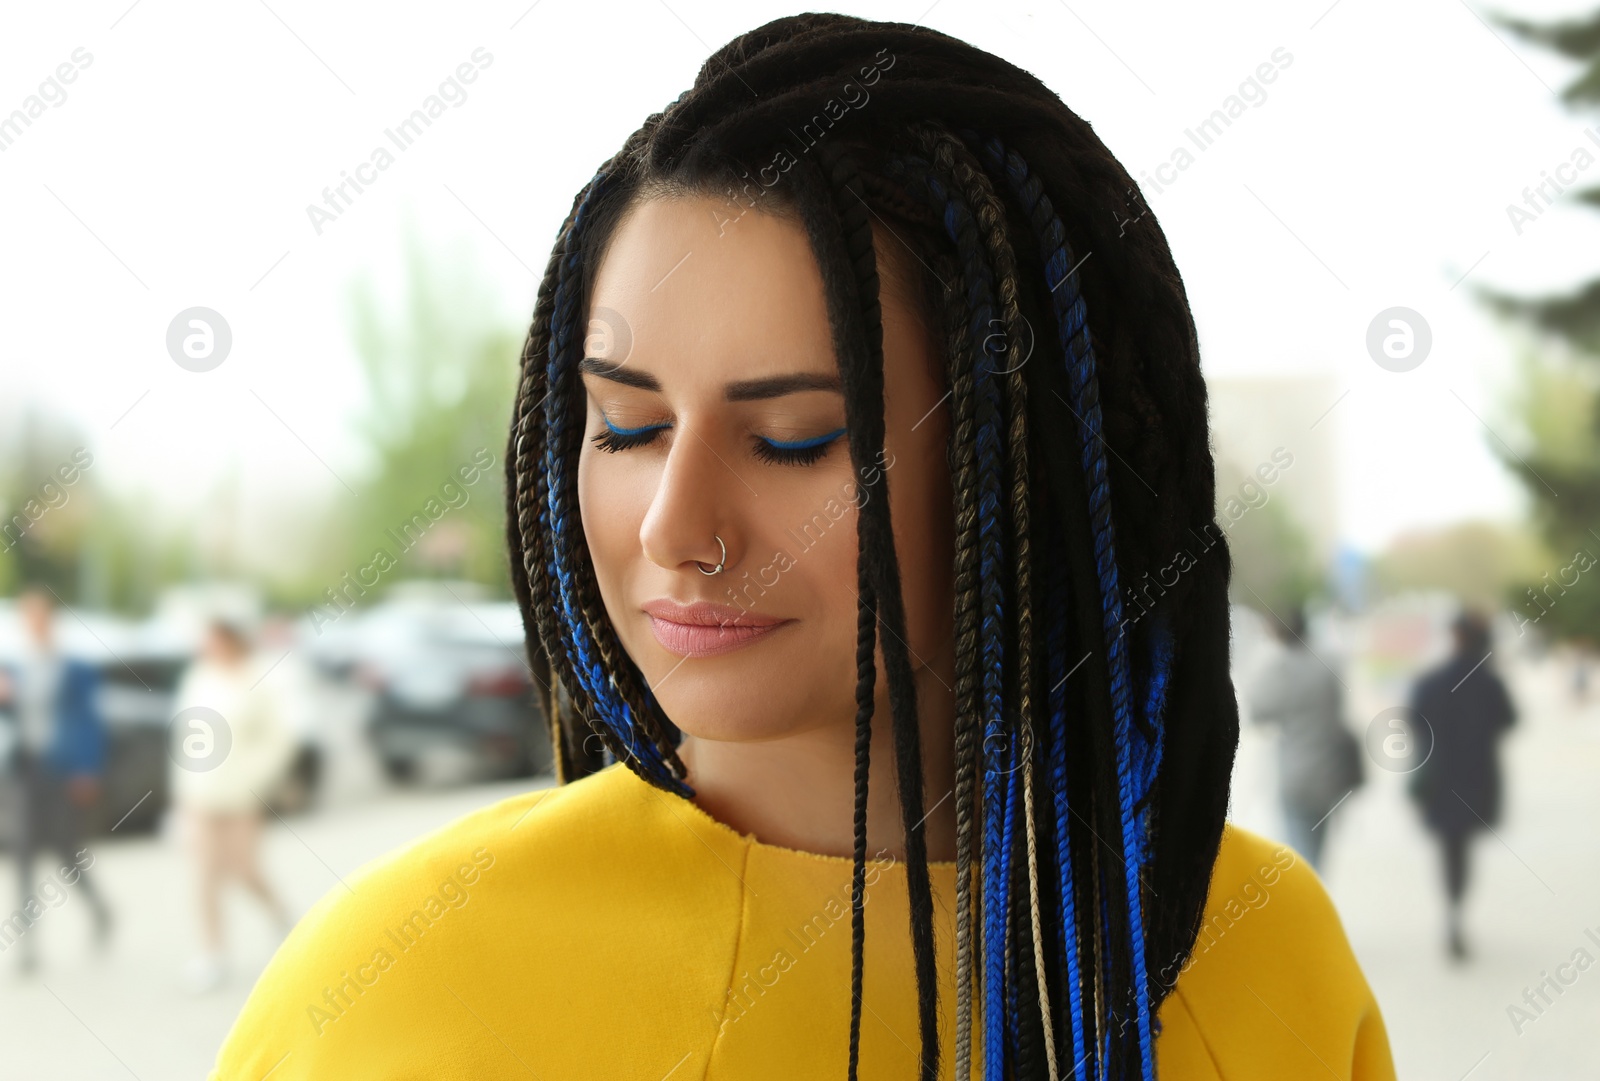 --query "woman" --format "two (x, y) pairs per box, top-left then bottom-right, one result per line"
(1247, 605), (1364, 873)
(172, 618), (297, 993)
(1406, 608), (1516, 961)
(210, 14), (1394, 1079)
